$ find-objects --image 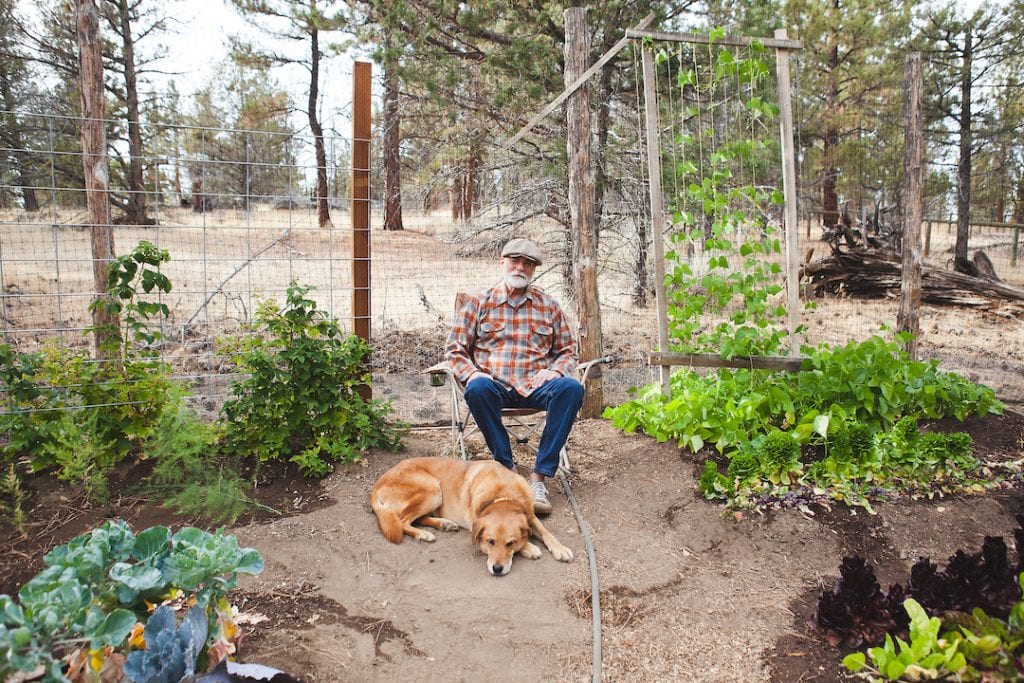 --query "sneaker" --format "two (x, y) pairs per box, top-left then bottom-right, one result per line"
(530, 480), (553, 516)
